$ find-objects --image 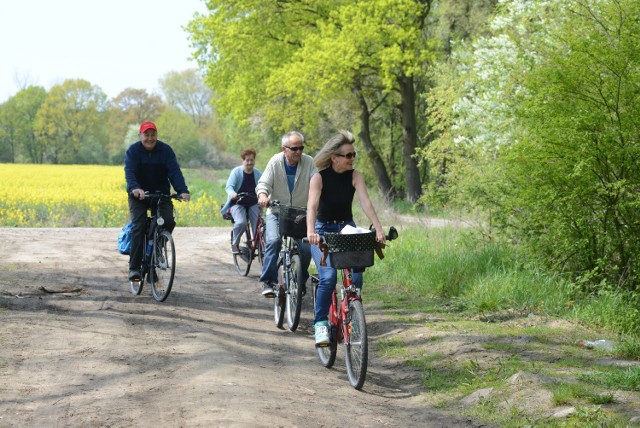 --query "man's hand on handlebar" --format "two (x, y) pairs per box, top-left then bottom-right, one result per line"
(131, 189), (190, 201)
(258, 193), (270, 208)
(132, 188), (145, 200)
